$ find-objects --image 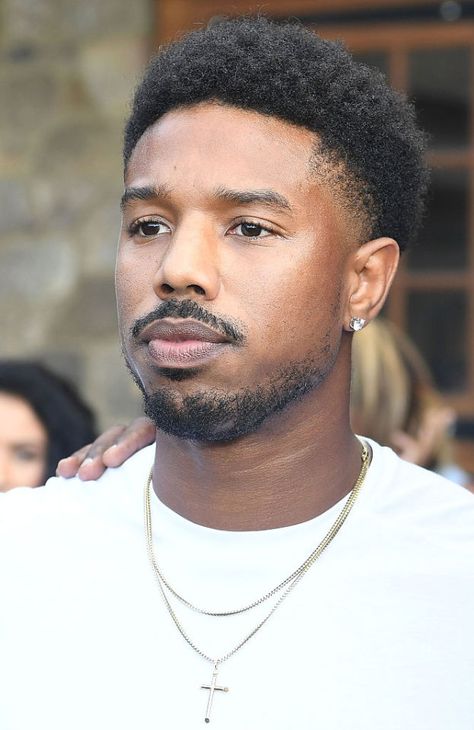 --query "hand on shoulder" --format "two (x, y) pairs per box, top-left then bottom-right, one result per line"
(56, 417), (155, 481)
